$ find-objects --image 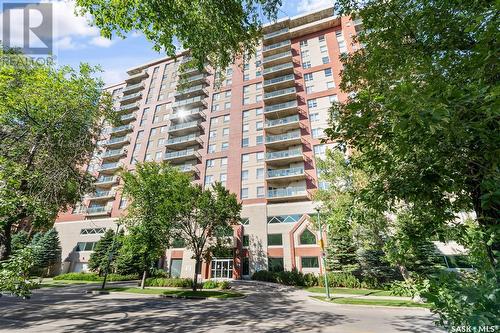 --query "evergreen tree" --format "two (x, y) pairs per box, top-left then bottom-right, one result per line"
(88, 229), (122, 276)
(31, 229), (62, 276)
(11, 231), (30, 252)
(326, 221), (358, 273)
